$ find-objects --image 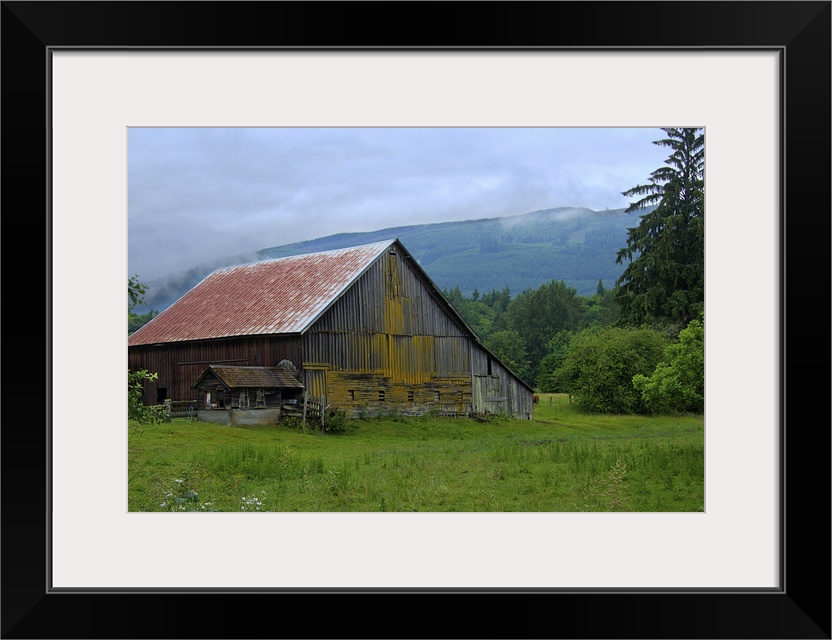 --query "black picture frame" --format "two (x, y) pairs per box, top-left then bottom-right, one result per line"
(3, 2), (829, 638)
